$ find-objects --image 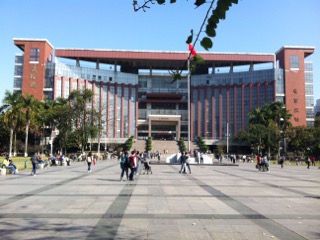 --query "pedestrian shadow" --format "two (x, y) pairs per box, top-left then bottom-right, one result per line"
(97, 178), (123, 182)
